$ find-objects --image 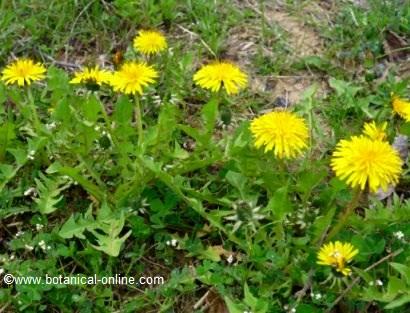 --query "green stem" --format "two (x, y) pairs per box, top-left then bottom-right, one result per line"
(95, 92), (120, 148)
(327, 188), (361, 240)
(134, 94), (143, 147)
(308, 99), (314, 158)
(77, 154), (105, 189)
(278, 158), (288, 185)
(26, 88), (42, 133)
